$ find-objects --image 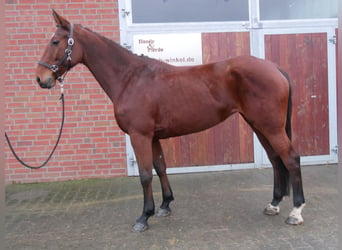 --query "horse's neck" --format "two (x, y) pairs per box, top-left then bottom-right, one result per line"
(79, 28), (139, 102)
